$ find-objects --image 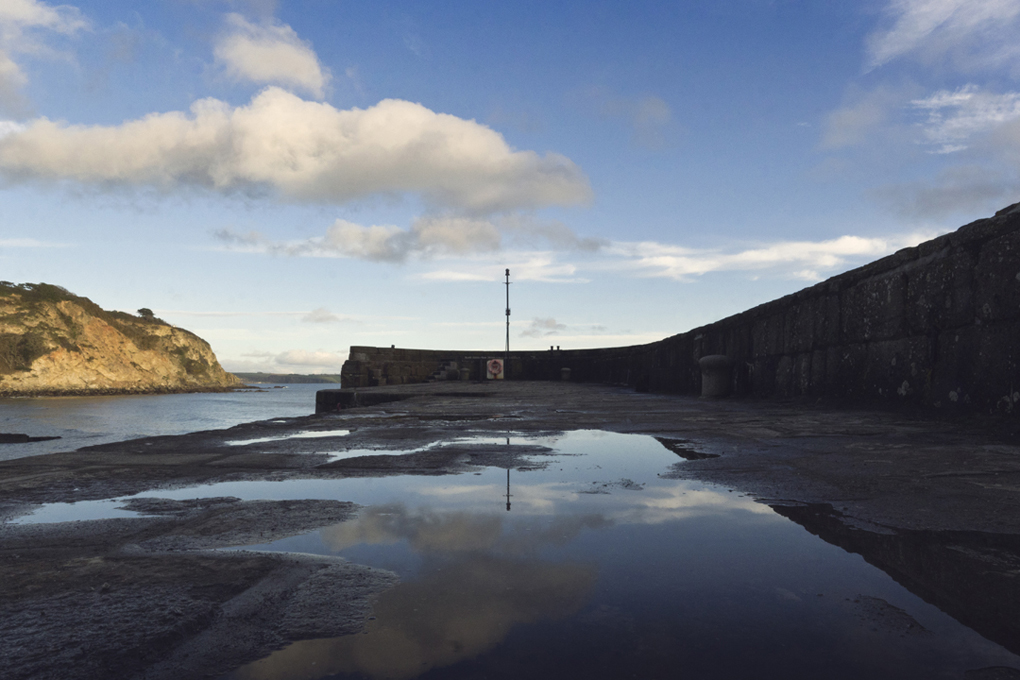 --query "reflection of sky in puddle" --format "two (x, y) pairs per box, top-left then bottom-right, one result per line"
(7, 431), (1019, 679)
(224, 429), (352, 446)
(215, 430), (1017, 680)
(10, 431), (746, 524)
